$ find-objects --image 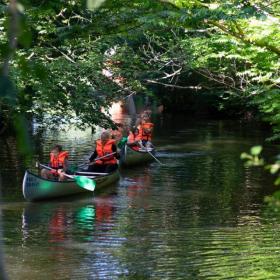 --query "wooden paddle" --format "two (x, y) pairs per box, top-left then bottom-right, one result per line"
(38, 163), (96, 191)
